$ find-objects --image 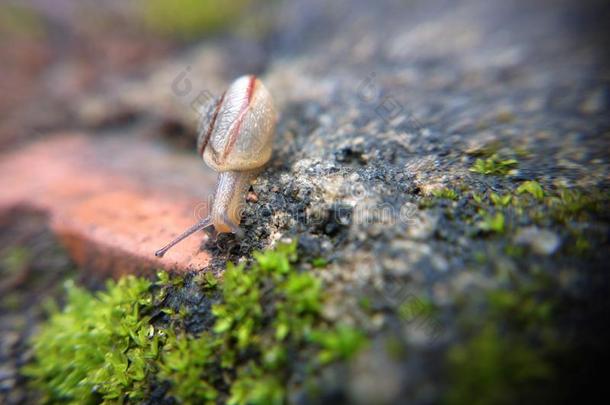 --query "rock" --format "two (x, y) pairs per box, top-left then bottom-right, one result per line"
(514, 226), (561, 255)
(405, 208), (438, 240)
(348, 340), (404, 405)
(580, 89), (606, 115)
